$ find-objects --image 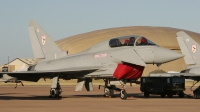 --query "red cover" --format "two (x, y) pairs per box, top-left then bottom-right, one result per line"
(113, 63), (144, 80)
